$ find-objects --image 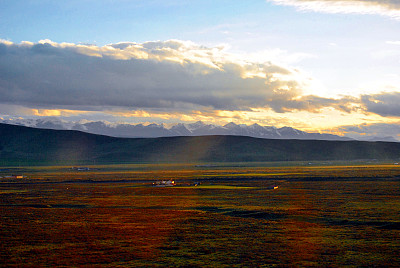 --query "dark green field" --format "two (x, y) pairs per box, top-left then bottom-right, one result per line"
(1, 164), (399, 267)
